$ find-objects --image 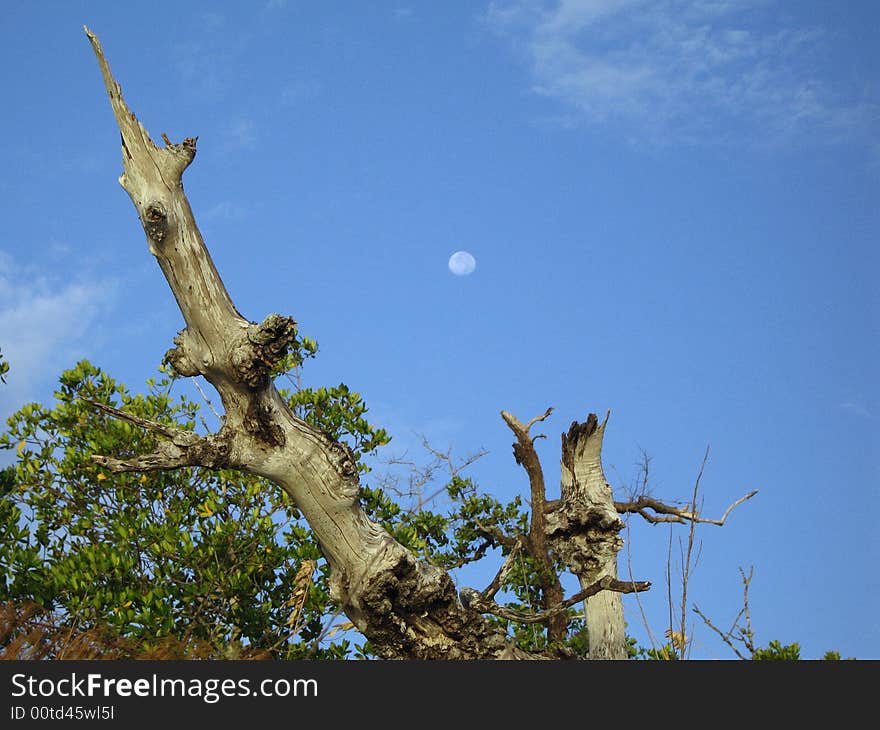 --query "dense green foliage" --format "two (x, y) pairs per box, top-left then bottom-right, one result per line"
(1, 360), (346, 657)
(0, 339), (590, 658)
